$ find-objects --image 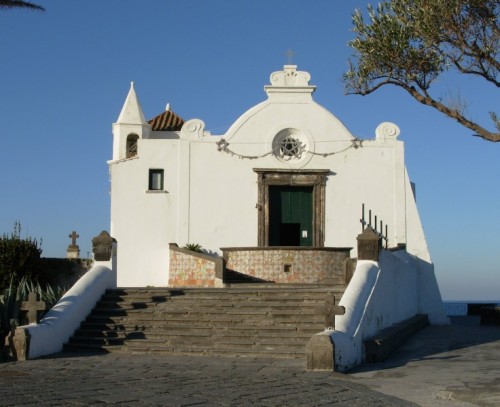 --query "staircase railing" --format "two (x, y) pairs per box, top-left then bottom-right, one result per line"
(360, 204), (388, 249)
